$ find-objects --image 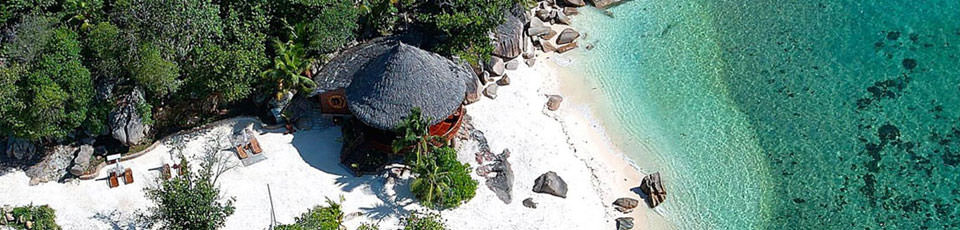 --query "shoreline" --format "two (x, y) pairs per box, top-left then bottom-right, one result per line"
(542, 54), (676, 229)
